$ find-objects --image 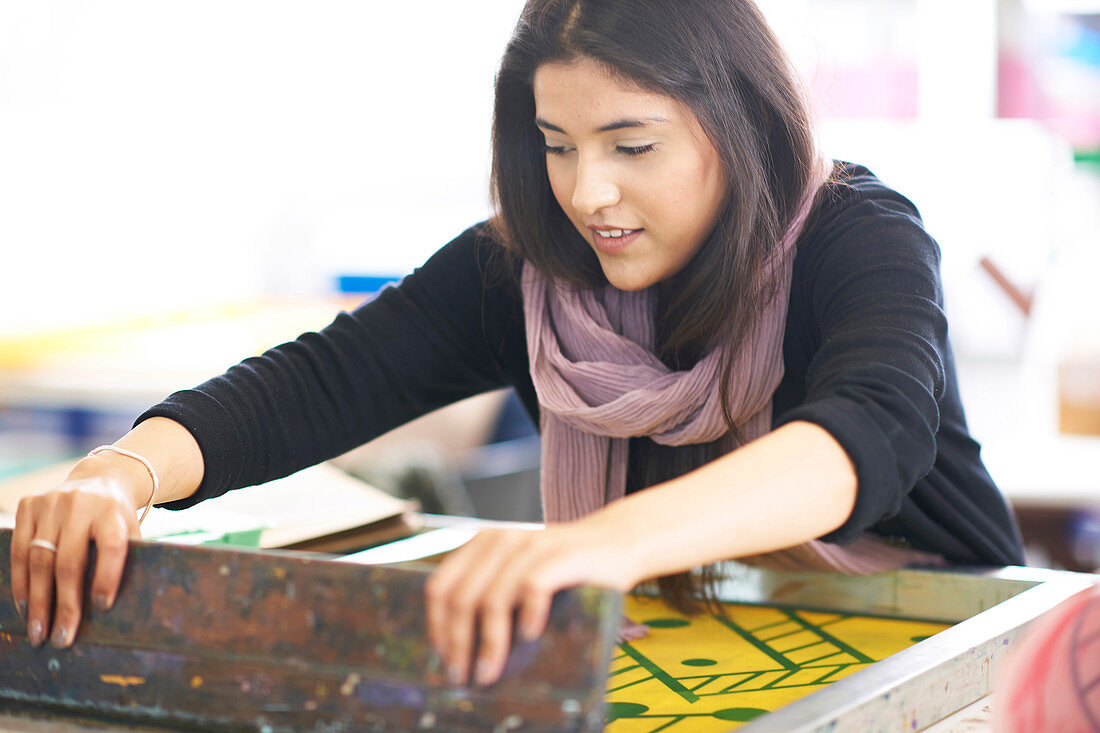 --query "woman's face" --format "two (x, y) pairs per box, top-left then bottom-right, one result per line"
(533, 57), (727, 292)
